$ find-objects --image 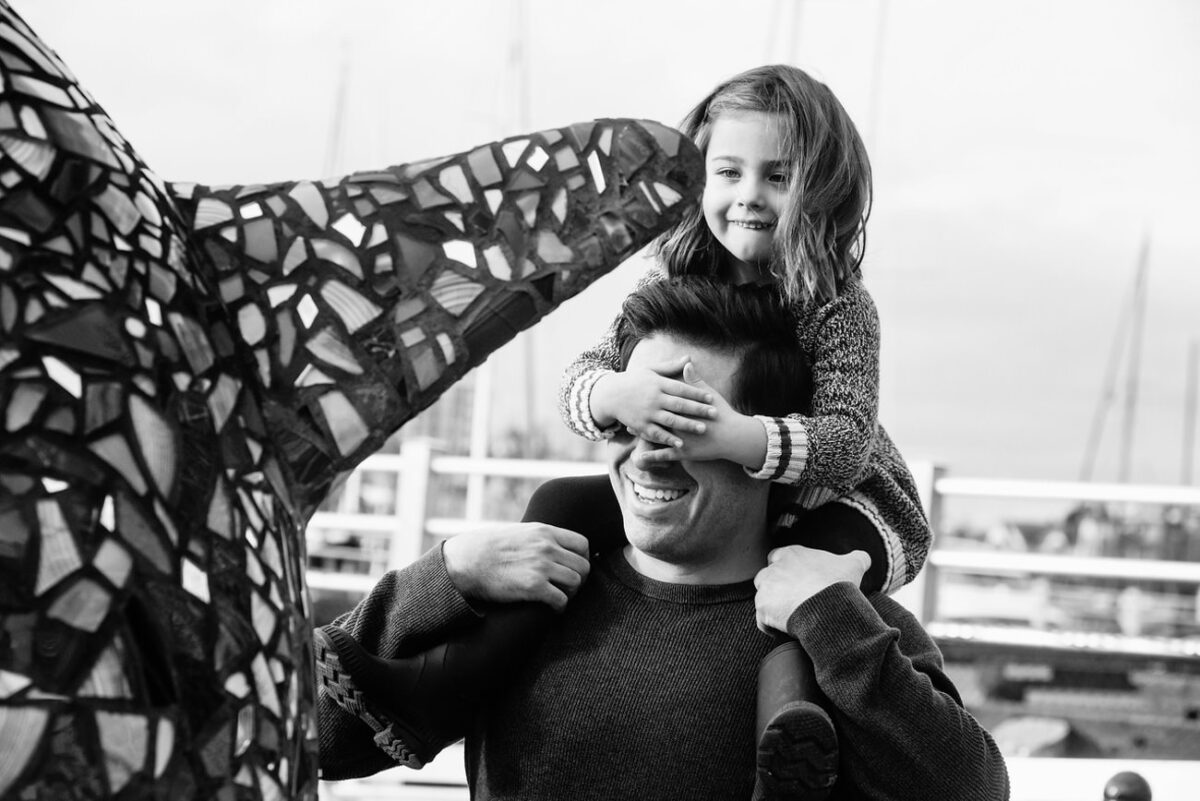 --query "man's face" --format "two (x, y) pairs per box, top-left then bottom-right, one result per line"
(607, 333), (771, 581)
